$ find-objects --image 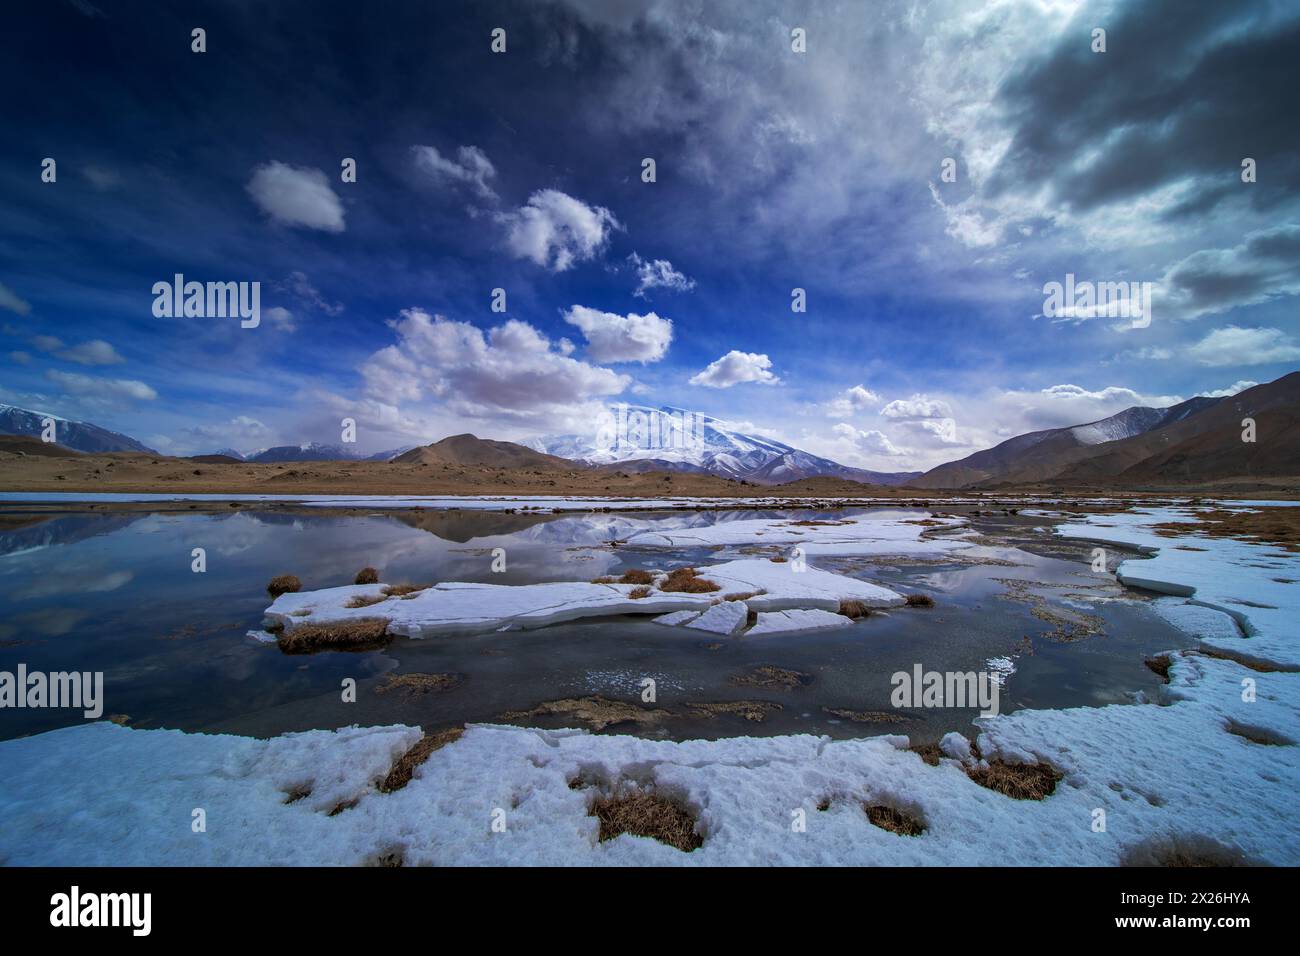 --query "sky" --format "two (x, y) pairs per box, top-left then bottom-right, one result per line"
(2, 0), (1298, 471)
